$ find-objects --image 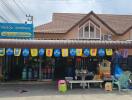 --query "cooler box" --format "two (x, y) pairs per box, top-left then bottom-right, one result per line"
(58, 80), (67, 93)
